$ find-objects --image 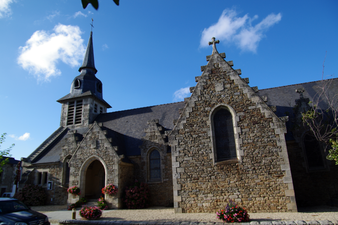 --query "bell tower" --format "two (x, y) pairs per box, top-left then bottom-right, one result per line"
(57, 31), (111, 128)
